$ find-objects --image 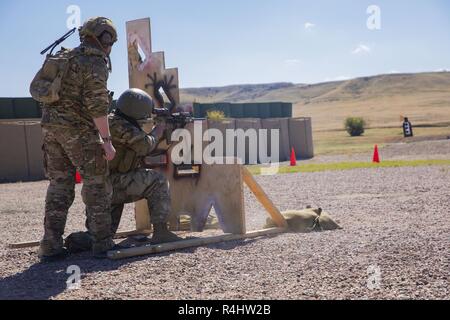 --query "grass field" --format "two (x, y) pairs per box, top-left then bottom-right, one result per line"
(248, 159), (450, 175)
(313, 125), (450, 155)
